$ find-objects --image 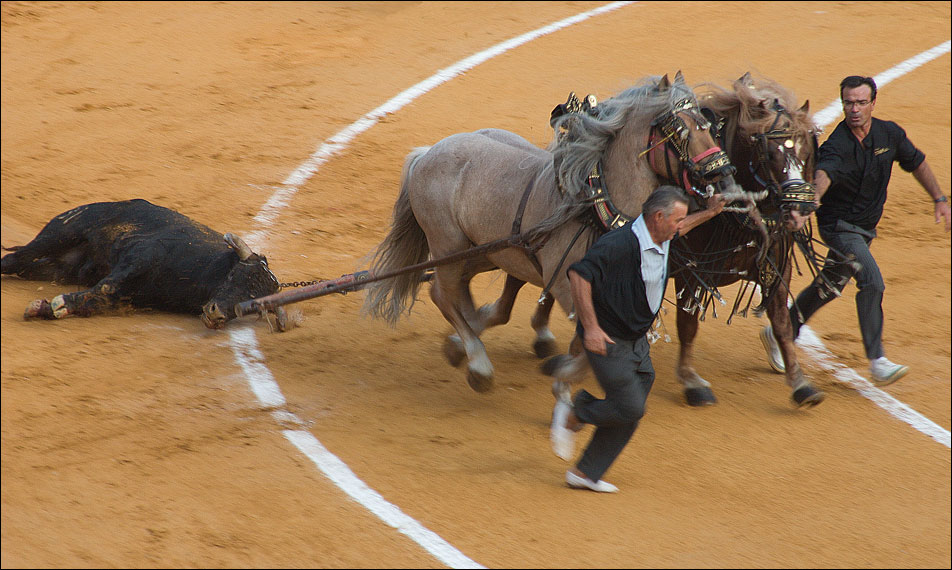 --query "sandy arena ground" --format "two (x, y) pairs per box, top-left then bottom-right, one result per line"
(2, 2), (950, 568)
